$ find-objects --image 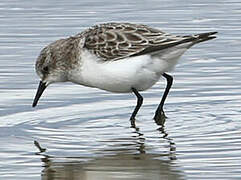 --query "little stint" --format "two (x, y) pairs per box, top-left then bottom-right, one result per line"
(32, 22), (217, 127)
